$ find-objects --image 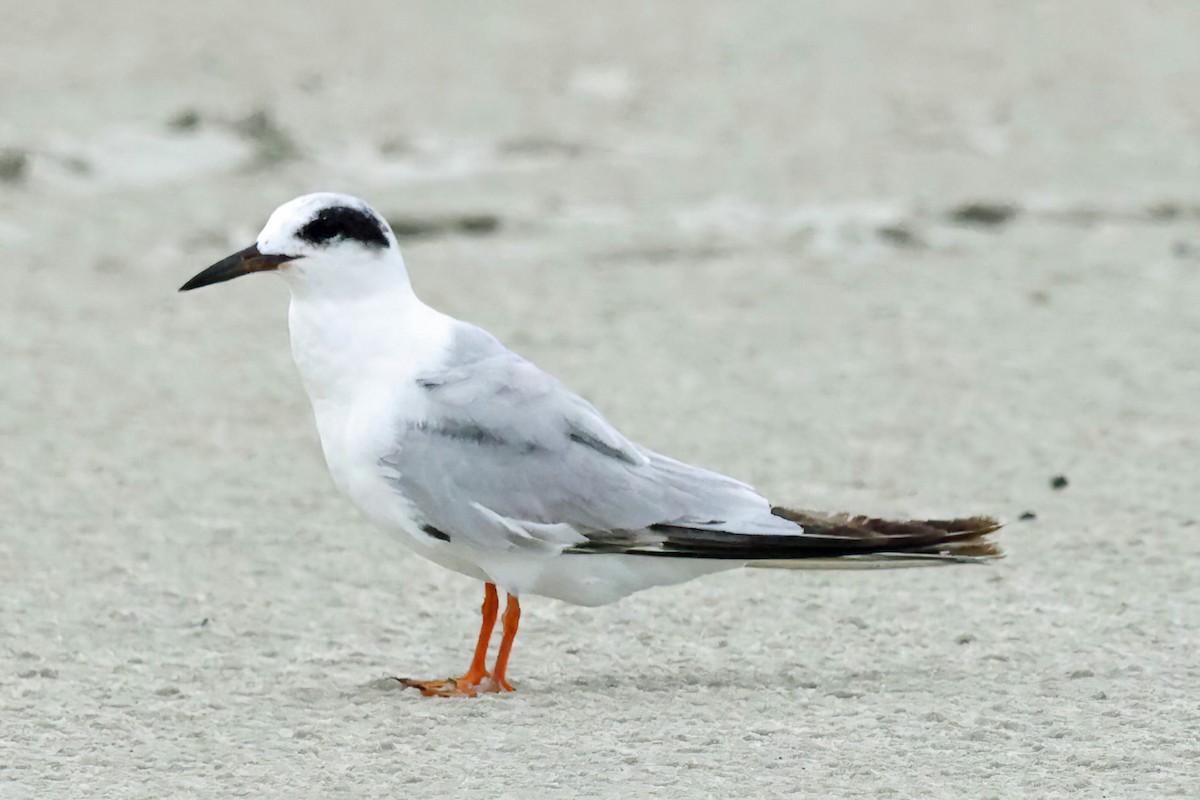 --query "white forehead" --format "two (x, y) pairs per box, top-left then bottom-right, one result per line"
(257, 192), (376, 252)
